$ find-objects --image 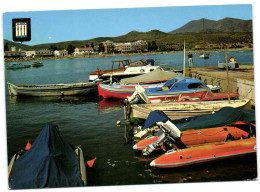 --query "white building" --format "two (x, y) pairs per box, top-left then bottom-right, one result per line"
(25, 51), (36, 57)
(4, 51), (26, 57)
(54, 50), (68, 57)
(114, 40), (148, 52)
(74, 47), (94, 56)
(25, 50), (54, 57)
